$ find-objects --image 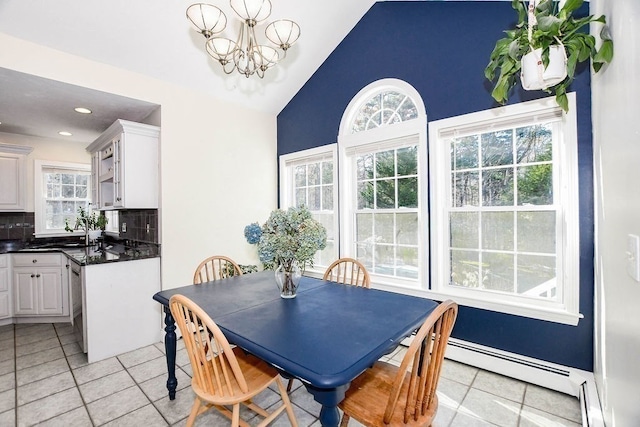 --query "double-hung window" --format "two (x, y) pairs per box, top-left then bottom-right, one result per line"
(429, 94), (580, 324)
(280, 145), (339, 273)
(34, 160), (92, 236)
